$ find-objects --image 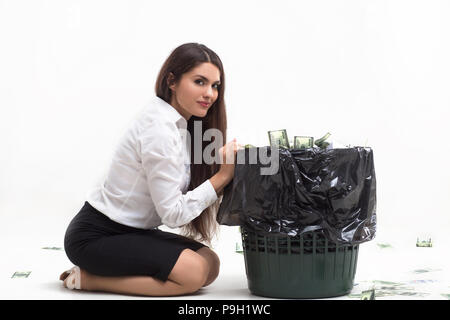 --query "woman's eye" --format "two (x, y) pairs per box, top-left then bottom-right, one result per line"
(195, 79), (220, 90)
